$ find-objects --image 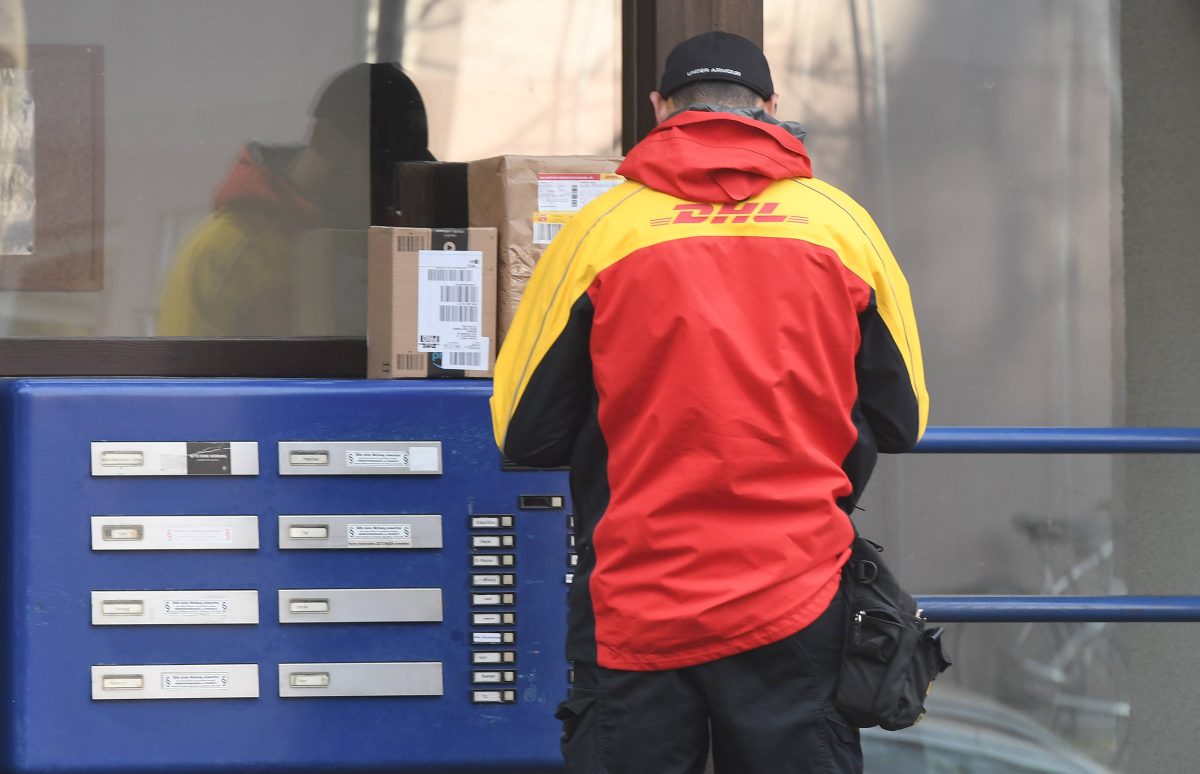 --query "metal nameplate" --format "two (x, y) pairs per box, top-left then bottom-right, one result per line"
(91, 442), (259, 476)
(278, 514), (443, 550)
(91, 664), (259, 700)
(278, 661), (443, 698)
(277, 441), (442, 476)
(91, 590), (259, 625)
(277, 588), (443, 623)
(91, 515), (259, 551)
